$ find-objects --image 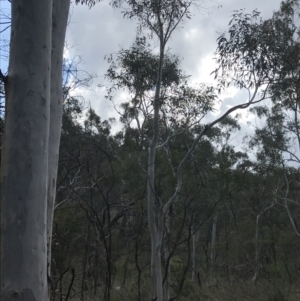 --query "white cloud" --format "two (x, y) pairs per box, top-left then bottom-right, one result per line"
(66, 0), (283, 136)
